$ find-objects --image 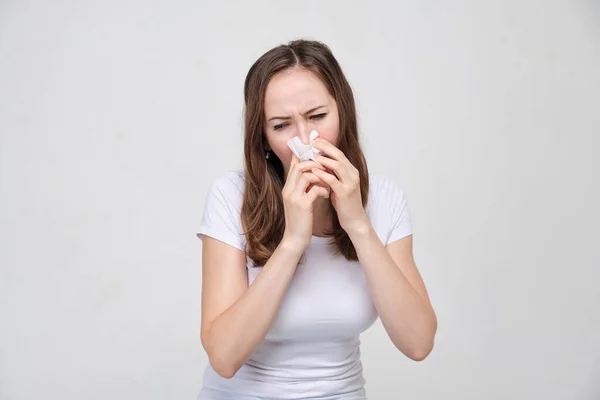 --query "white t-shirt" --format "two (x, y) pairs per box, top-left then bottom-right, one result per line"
(197, 170), (412, 400)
